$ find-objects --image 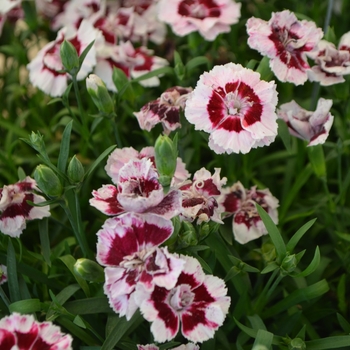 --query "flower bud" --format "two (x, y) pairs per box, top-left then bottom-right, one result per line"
(280, 253), (297, 276)
(34, 165), (62, 197)
(178, 221), (198, 248)
(67, 155), (84, 183)
(154, 134), (177, 188)
(60, 40), (79, 75)
(261, 242), (276, 263)
(288, 338), (306, 350)
(74, 258), (104, 283)
(86, 74), (115, 115)
(28, 131), (46, 155)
